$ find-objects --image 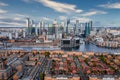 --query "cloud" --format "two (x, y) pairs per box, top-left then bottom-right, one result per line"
(22, 0), (32, 3)
(0, 2), (8, 6)
(0, 16), (23, 21)
(42, 17), (51, 21)
(99, 2), (120, 9)
(0, 9), (7, 14)
(0, 21), (25, 26)
(58, 16), (67, 20)
(76, 10), (83, 13)
(0, 17), (24, 23)
(13, 17), (23, 21)
(82, 10), (107, 16)
(0, 14), (26, 27)
(71, 17), (91, 23)
(35, 0), (83, 14)
(15, 14), (26, 17)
